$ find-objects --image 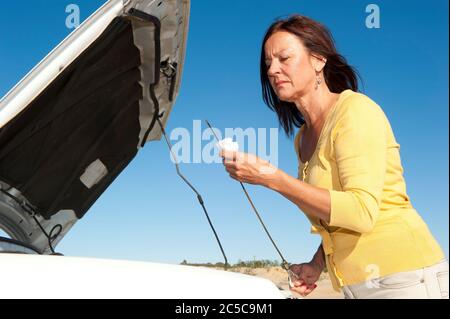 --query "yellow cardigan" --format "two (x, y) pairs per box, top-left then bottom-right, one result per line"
(294, 89), (444, 291)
